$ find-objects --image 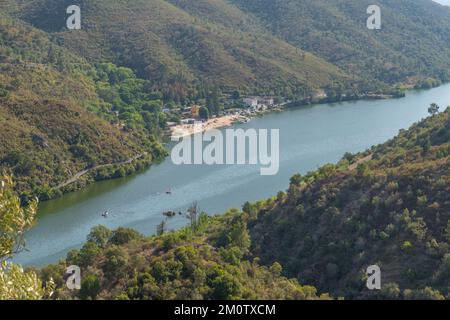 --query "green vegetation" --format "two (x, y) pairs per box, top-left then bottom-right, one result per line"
(199, 106), (210, 120)
(0, 106), (447, 300)
(0, 13), (167, 200)
(42, 211), (329, 300)
(248, 106), (450, 299)
(0, 1), (449, 300)
(231, 0), (450, 87)
(39, 108), (449, 300)
(8, 0), (450, 100)
(6, 0), (352, 101)
(2, 0), (450, 199)
(0, 175), (52, 299)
